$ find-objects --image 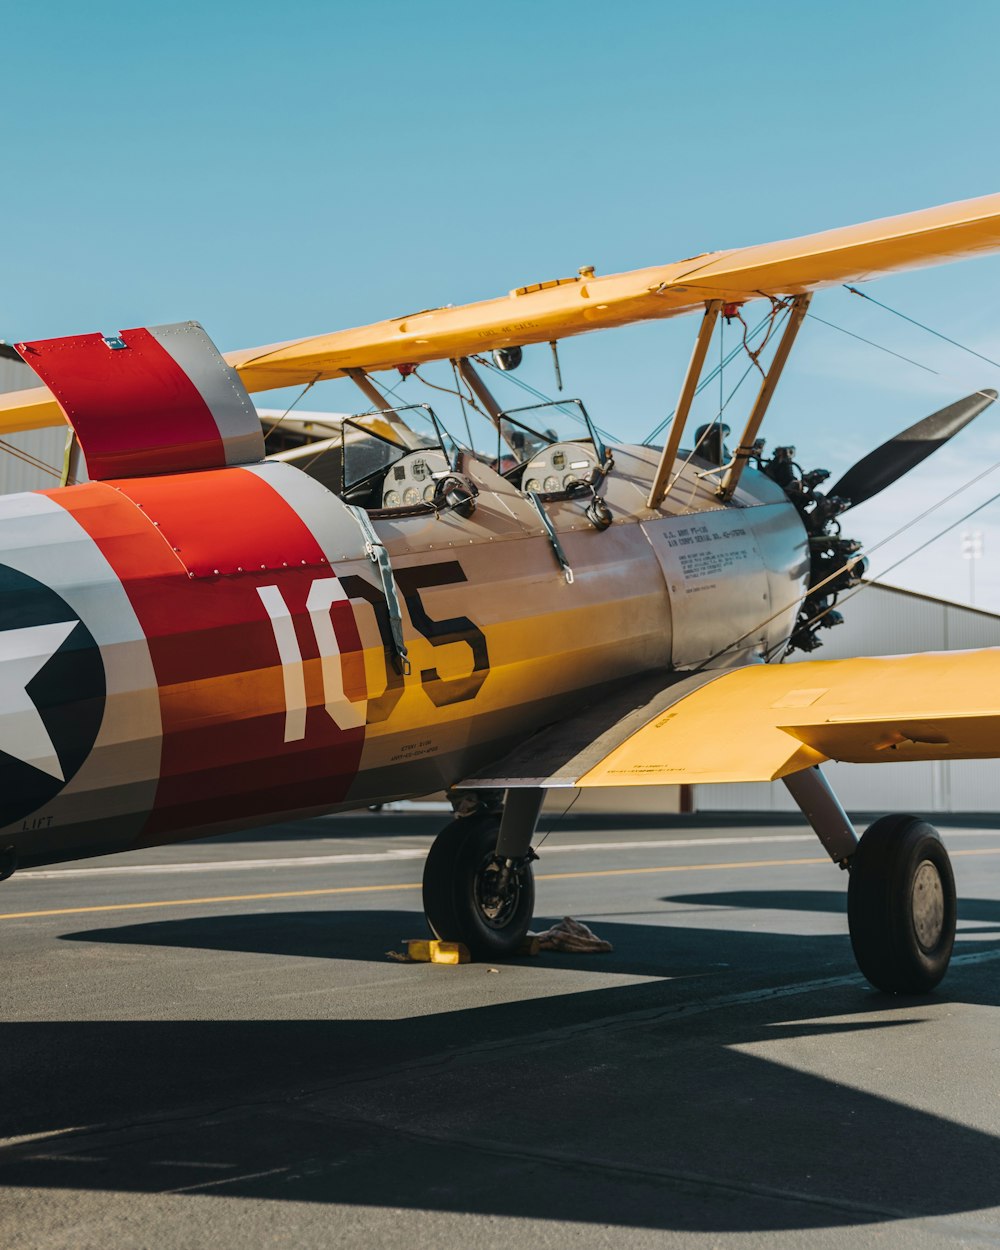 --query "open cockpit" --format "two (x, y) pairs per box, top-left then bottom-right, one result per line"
(265, 391), (612, 520)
